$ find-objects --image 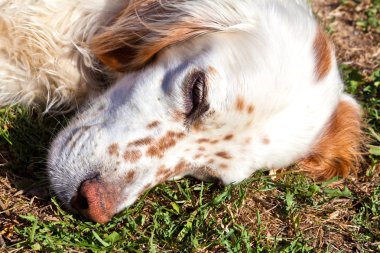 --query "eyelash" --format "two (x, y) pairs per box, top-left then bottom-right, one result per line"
(183, 70), (209, 121)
